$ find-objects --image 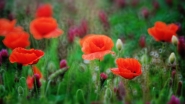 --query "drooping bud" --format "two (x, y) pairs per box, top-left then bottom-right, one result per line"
(139, 35), (146, 48)
(171, 35), (178, 45)
(60, 59), (68, 69)
(116, 39), (123, 51)
(167, 95), (180, 104)
(168, 52), (176, 64)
